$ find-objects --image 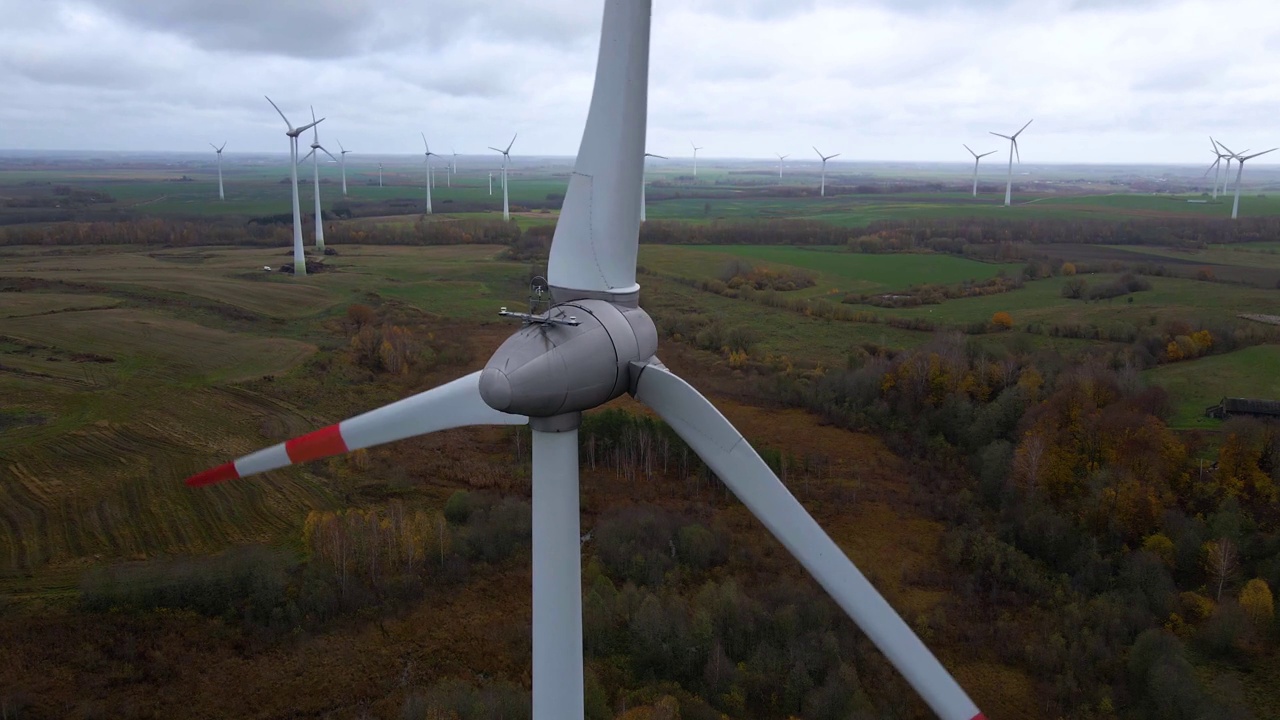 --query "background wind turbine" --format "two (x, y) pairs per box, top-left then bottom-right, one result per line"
(421, 133), (438, 215)
(963, 144), (997, 198)
(813, 146), (840, 197)
(690, 141), (703, 178)
(300, 107), (338, 251)
(641, 151), (666, 222)
(489, 171), (493, 196)
(450, 149), (457, 187)
(990, 119), (1032, 207)
(378, 162), (383, 187)
(489, 134), (516, 221)
(193, 4), (984, 719)
(265, 96), (322, 276)
(210, 142), (226, 201)
(336, 140), (351, 197)
(1216, 140), (1247, 199)
(1228, 147), (1276, 219)
(776, 153), (788, 180)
